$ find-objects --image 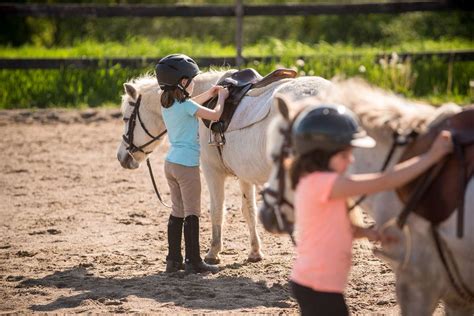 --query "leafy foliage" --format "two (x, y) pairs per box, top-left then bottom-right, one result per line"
(0, 38), (472, 108)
